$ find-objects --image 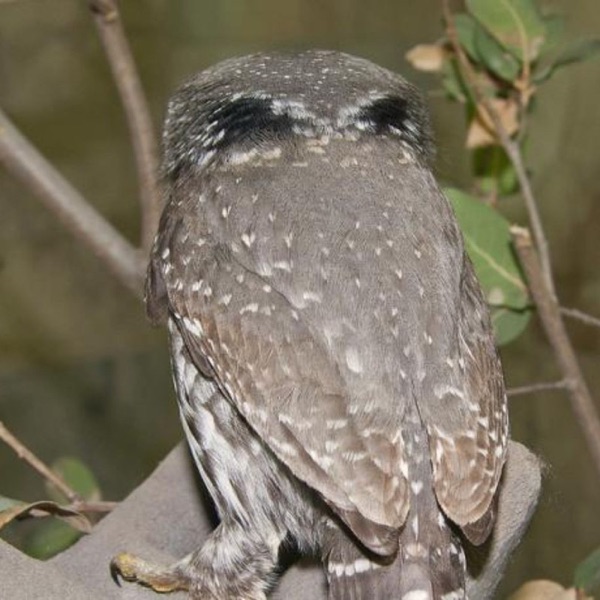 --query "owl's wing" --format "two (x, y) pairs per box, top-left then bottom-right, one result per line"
(420, 256), (508, 544)
(147, 246), (409, 556)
